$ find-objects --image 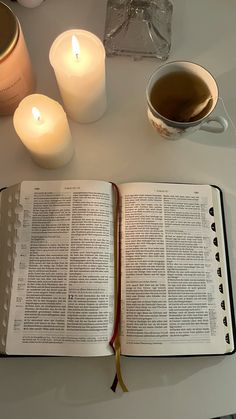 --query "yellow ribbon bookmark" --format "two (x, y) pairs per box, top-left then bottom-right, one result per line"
(111, 337), (128, 393)
(110, 183), (128, 393)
